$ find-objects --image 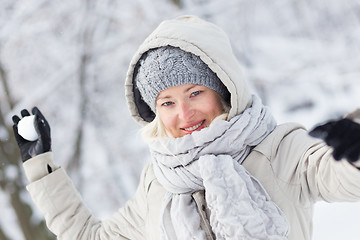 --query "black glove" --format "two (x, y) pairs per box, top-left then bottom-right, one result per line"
(309, 118), (360, 164)
(12, 107), (51, 162)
